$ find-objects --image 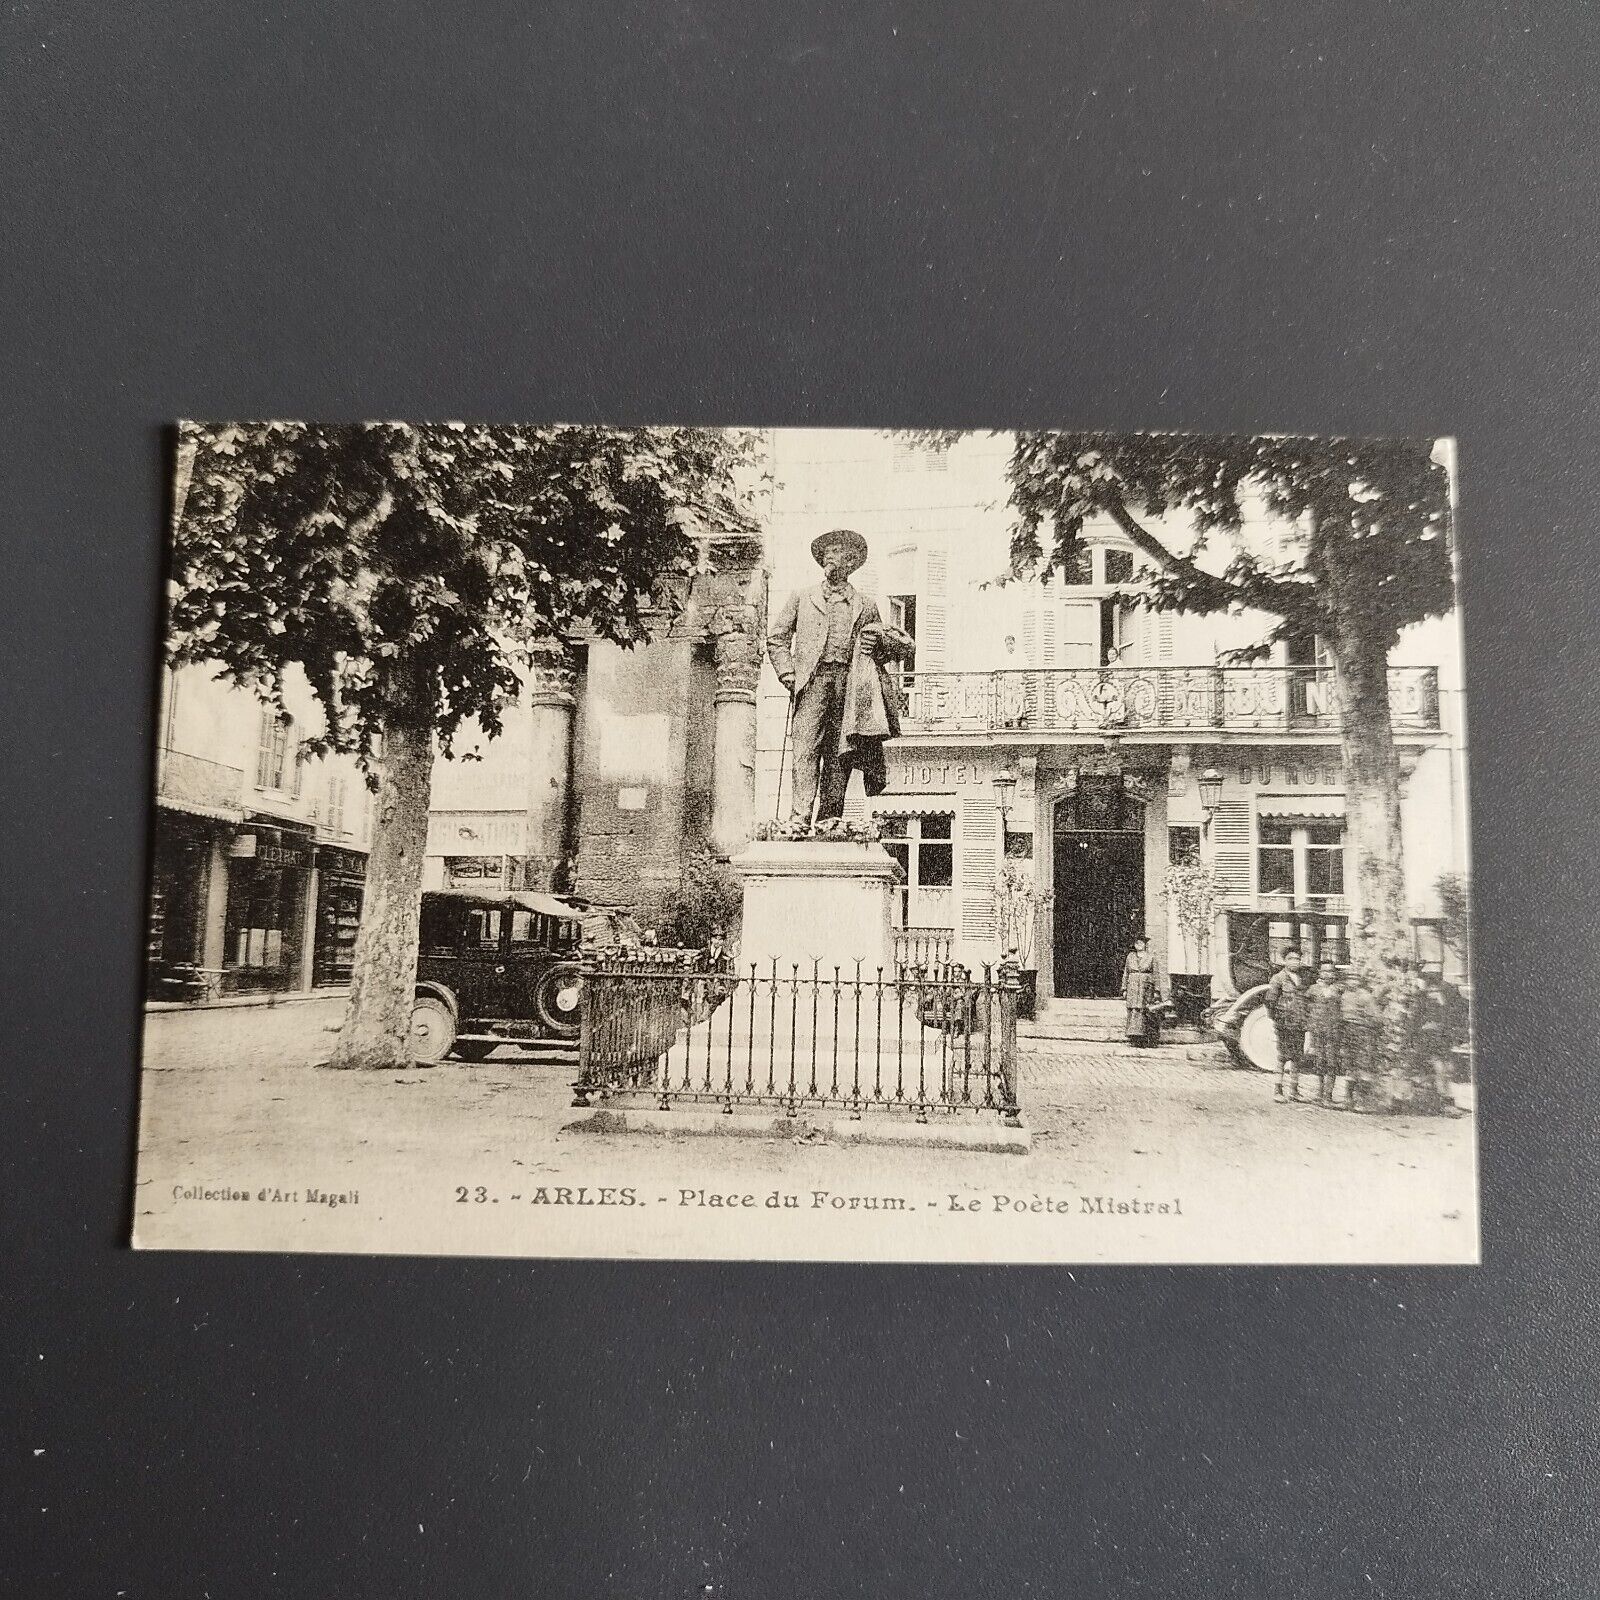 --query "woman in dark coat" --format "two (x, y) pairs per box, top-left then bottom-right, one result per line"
(1122, 936), (1161, 1047)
